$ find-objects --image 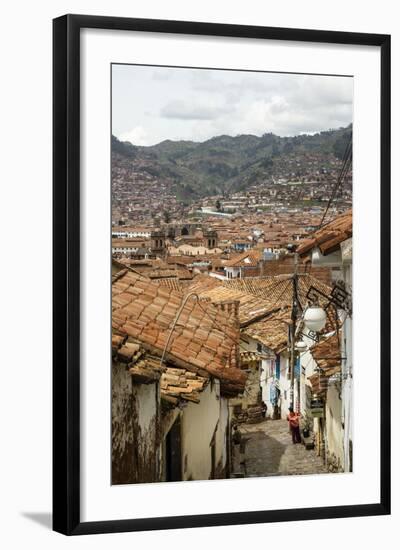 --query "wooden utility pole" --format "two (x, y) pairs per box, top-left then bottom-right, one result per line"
(289, 252), (299, 410)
